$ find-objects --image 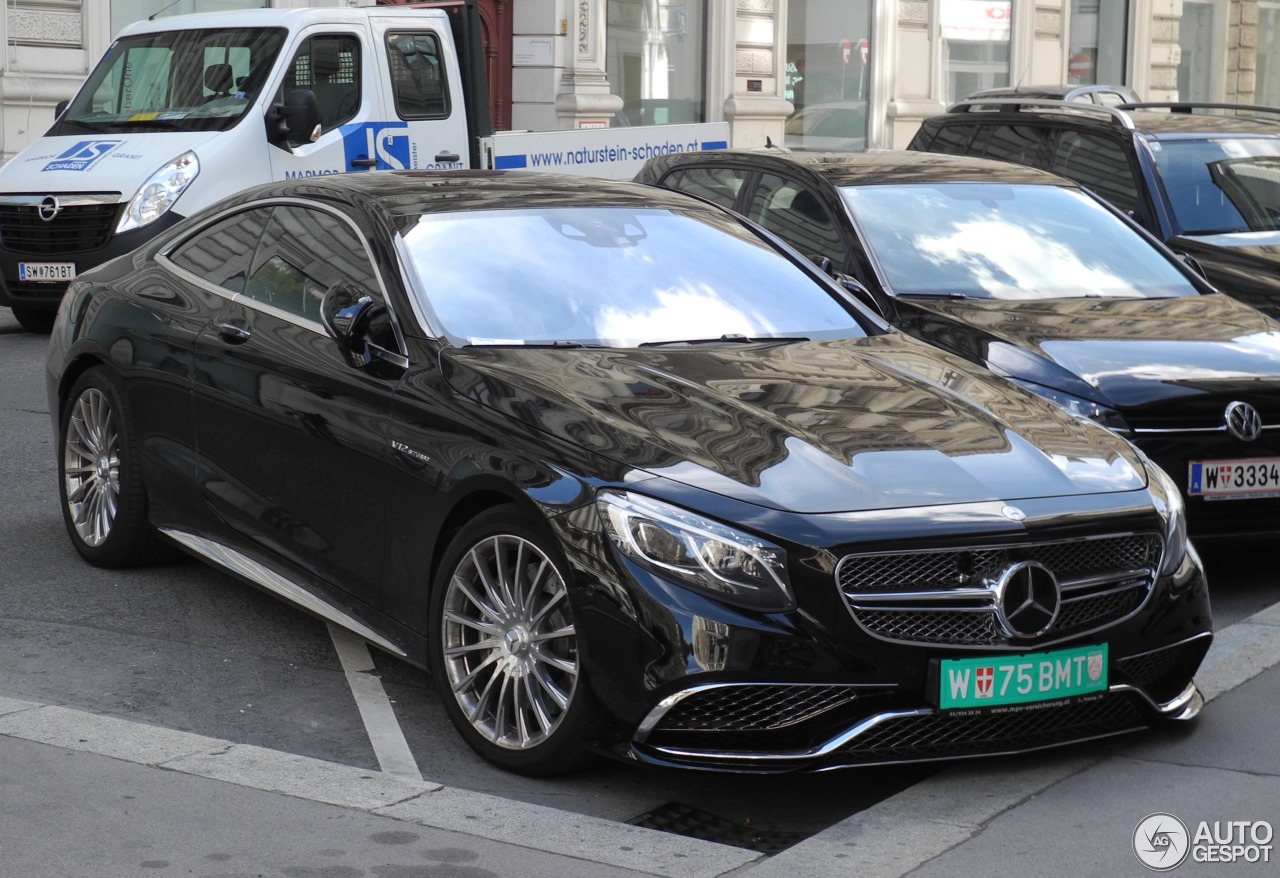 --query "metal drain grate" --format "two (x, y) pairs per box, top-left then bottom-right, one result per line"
(627, 802), (808, 855)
